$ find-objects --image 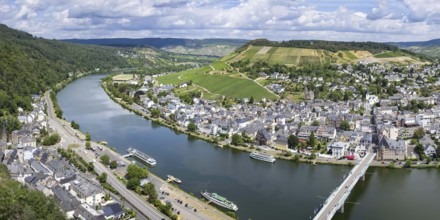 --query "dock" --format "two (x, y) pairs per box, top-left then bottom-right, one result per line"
(126, 147), (157, 166)
(166, 175), (182, 184)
